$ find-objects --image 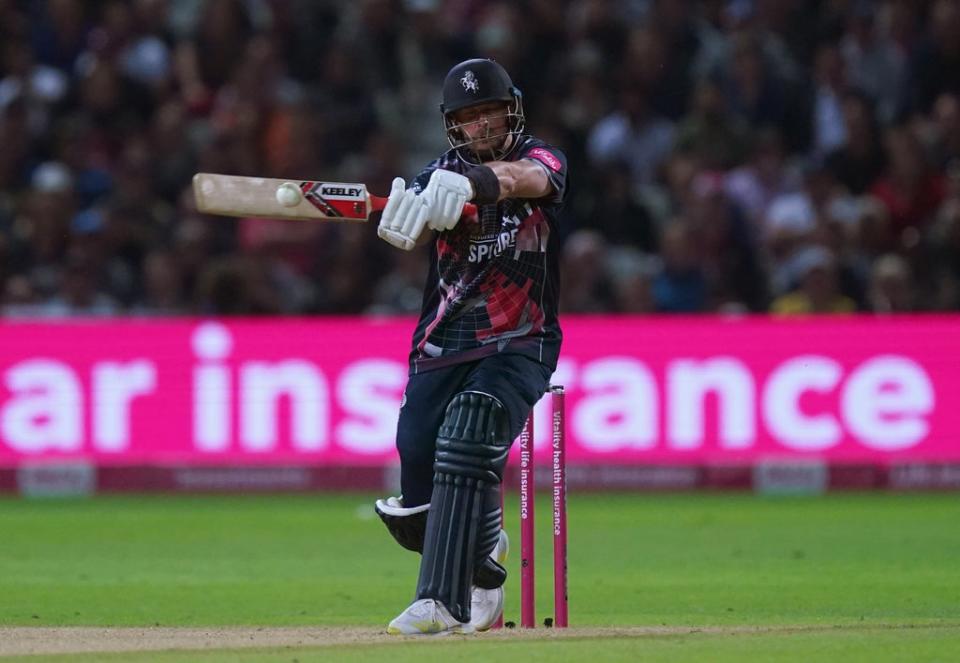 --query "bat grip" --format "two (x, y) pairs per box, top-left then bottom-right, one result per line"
(369, 196), (477, 217)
